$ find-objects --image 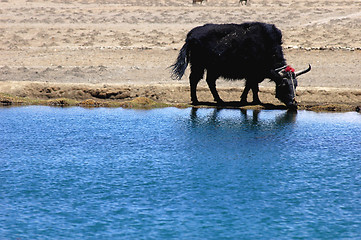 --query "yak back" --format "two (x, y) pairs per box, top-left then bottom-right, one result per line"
(186, 22), (286, 80)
